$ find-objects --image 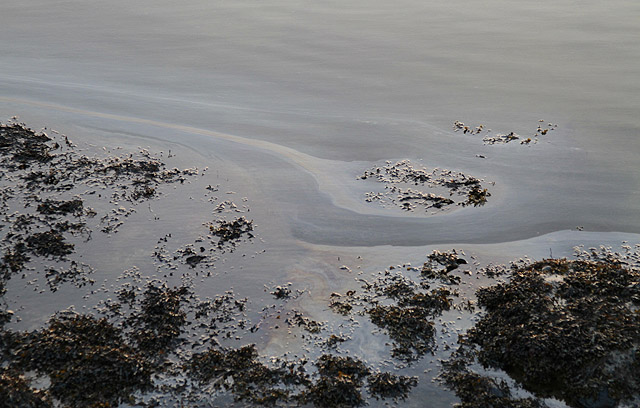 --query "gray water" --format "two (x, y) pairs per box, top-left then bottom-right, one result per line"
(2, 1), (640, 406)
